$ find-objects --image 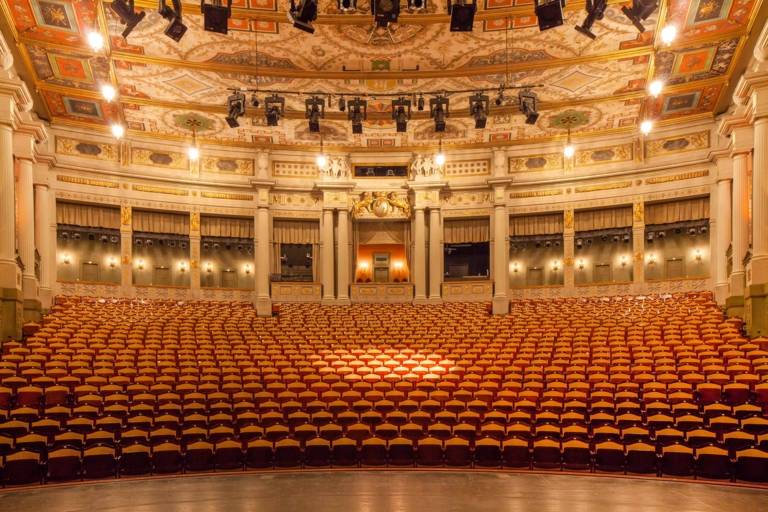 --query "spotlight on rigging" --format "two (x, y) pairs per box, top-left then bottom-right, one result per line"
(225, 90), (246, 129)
(429, 95), (450, 132)
(417, 94), (425, 111)
(407, 0), (427, 11)
(288, 0), (318, 33)
(392, 97), (412, 133)
(534, 0), (565, 31)
(264, 94), (285, 126)
(338, 96), (346, 112)
(469, 92), (489, 129)
(347, 97), (367, 134)
(575, 0), (607, 39)
(250, 94), (260, 108)
(495, 85), (506, 106)
(111, 0), (146, 39)
(621, 0), (657, 33)
(201, 0), (232, 34)
(338, 0), (357, 12)
(447, 0), (476, 32)
(518, 89), (539, 125)
(158, 0), (187, 42)
(372, 0), (399, 27)
(305, 96), (325, 133)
